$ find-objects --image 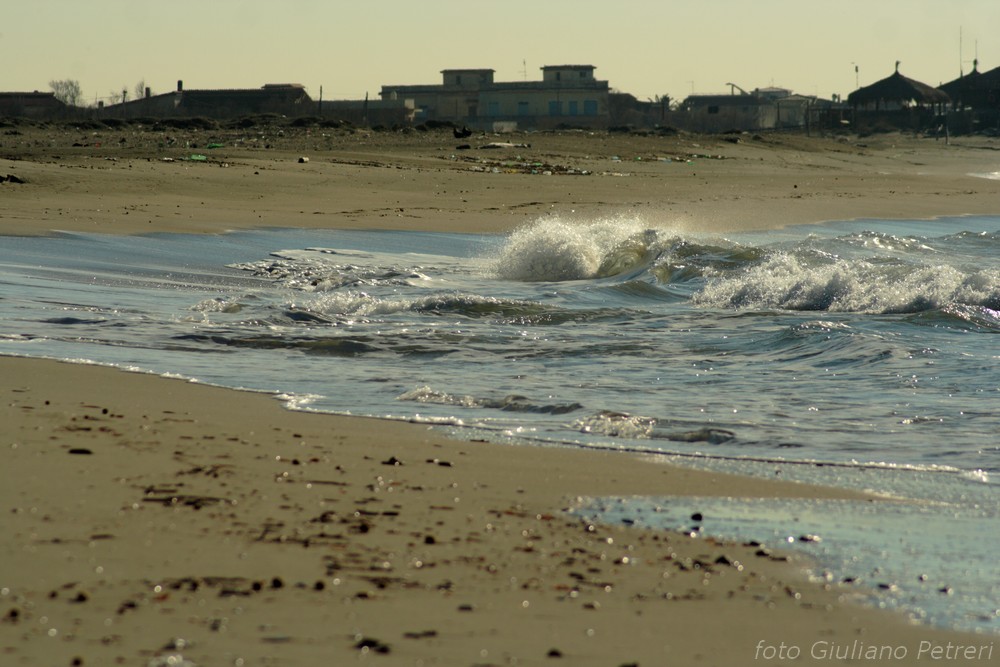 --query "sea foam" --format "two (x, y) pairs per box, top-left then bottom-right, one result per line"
(693, 252), (999, 314)
(489, 215), (667, 282)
